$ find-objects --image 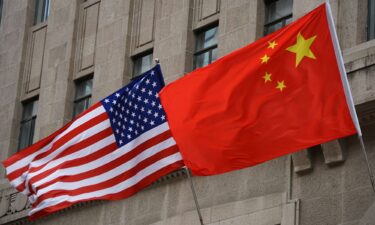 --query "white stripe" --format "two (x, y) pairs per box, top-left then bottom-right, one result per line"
(27, 135), (116, 180)
(6, 106), (106, 174)
(29, 152), (182, 216)
(36, 137), (176, 197)
(29, 119), (110, 168)
(9, 176), (24, 189)
(32, 123), (171, 189)
(23, 120), (110, 195)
